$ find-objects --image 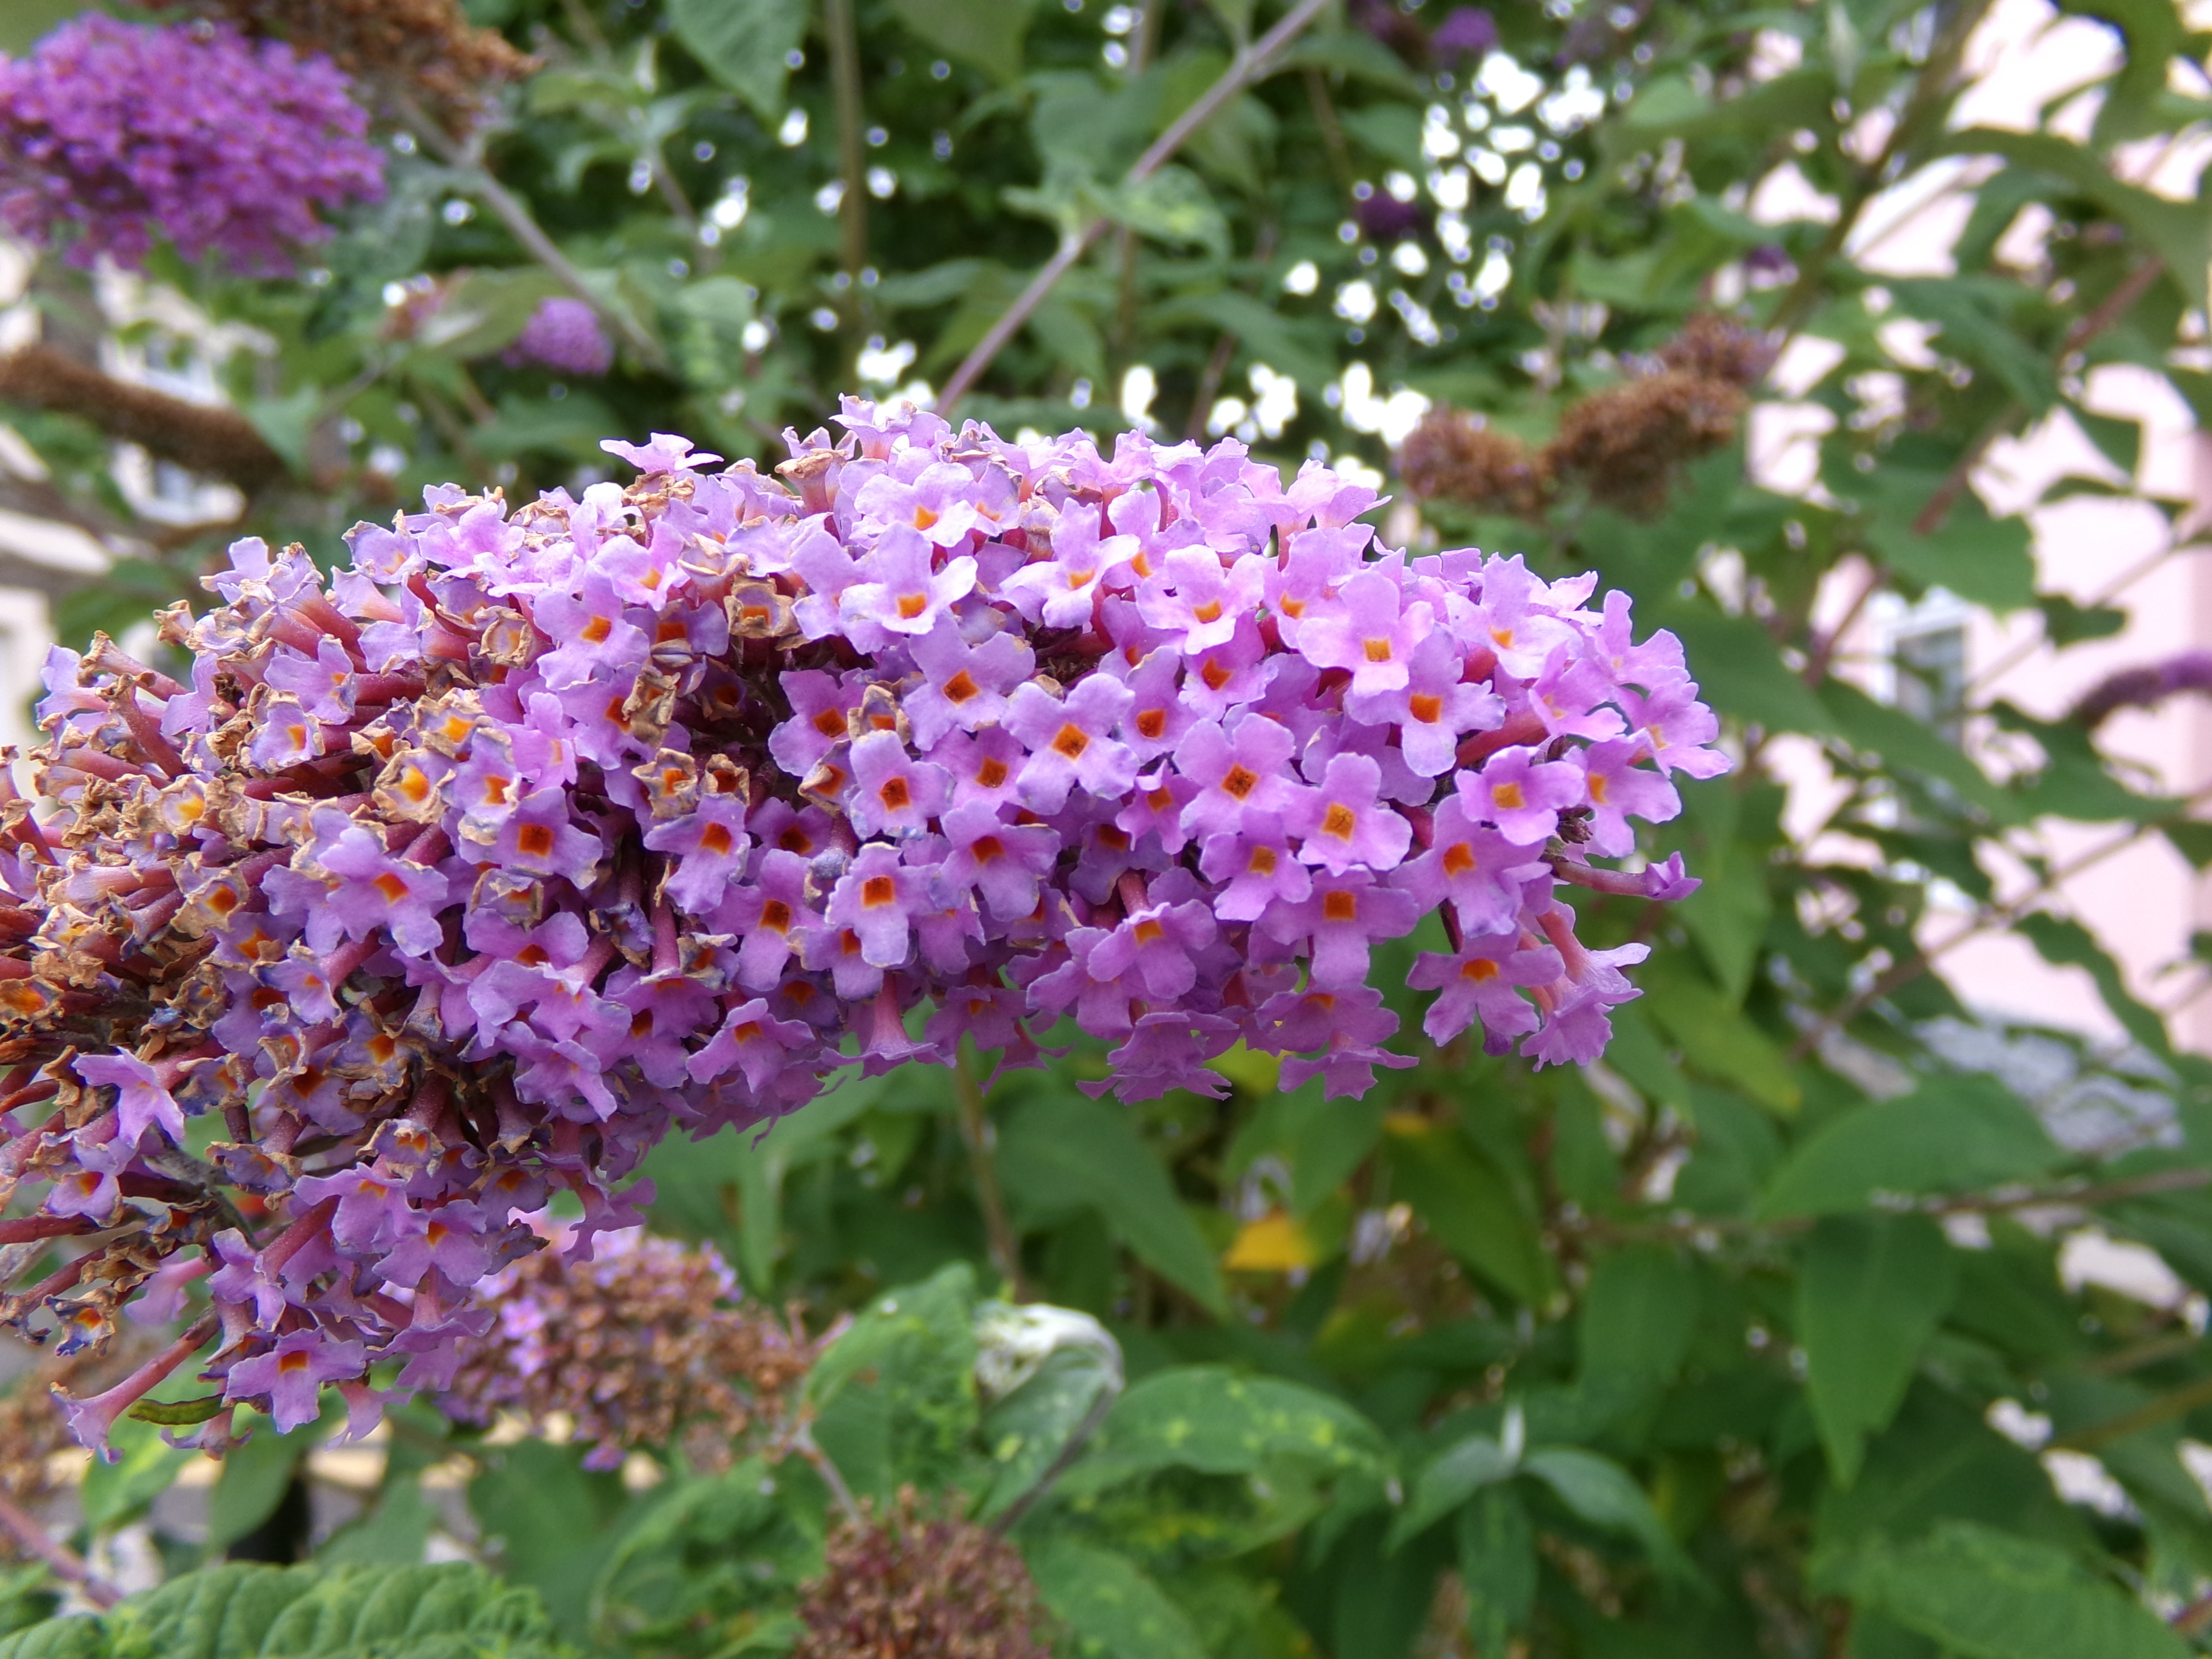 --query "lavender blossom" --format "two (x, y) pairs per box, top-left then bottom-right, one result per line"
(502, 297), (616, 377)
(1, 399), (1722, 1449)
(0, 17), (383, 274)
